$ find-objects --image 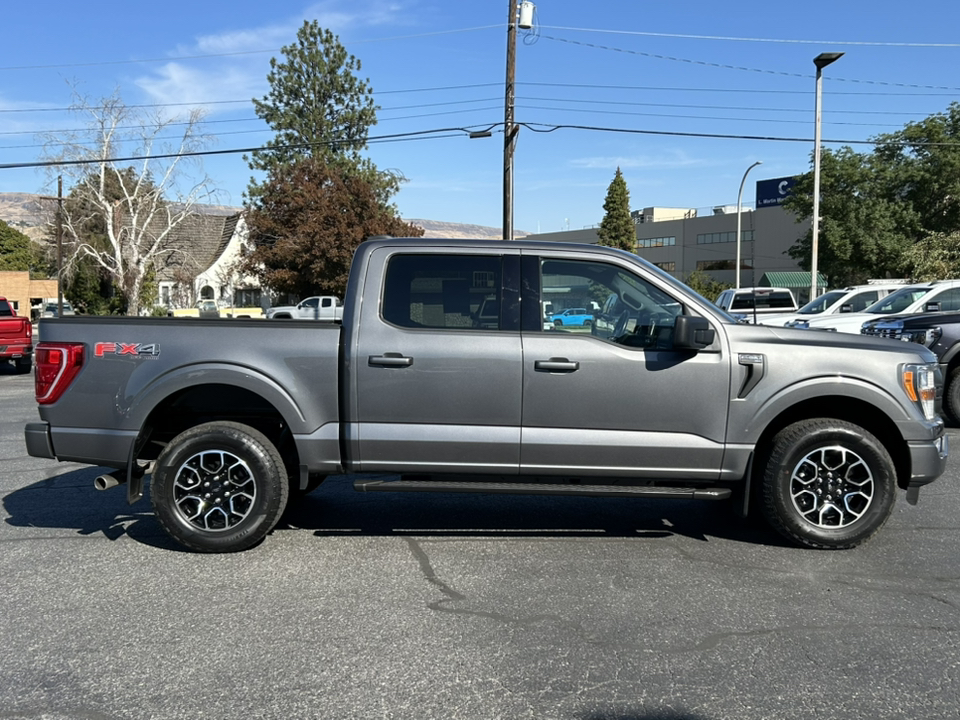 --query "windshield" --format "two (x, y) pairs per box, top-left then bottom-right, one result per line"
(864, 286), (931, 314)
(797, 290), (846, 315)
